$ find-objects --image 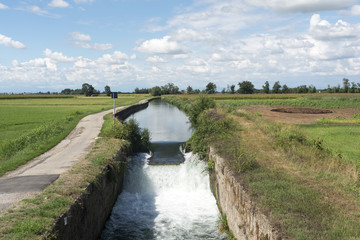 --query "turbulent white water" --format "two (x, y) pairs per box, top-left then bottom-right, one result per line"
(100, 151), (226, 240)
